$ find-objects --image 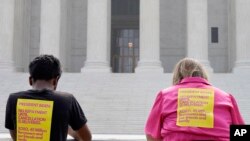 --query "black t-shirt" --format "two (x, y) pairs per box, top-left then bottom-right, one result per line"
(5, 89), (87, 141)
